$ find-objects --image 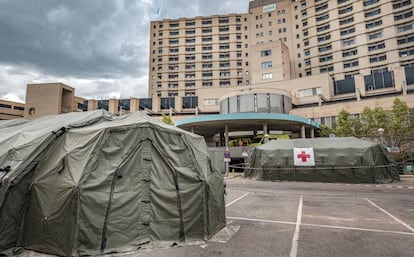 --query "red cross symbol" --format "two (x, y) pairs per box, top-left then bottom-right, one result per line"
(297, 151), (311, 162)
